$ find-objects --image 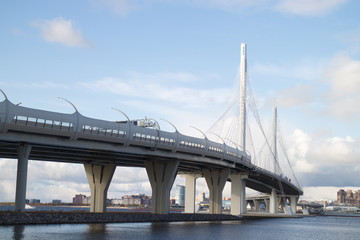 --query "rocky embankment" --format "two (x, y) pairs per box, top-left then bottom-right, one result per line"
(0, 212), (242, 225)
